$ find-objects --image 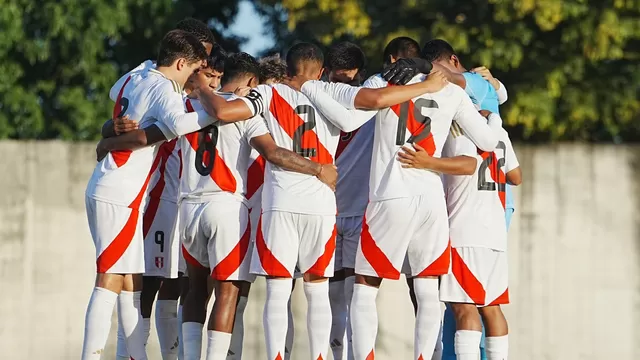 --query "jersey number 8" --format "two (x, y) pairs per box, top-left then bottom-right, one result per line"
(195, 125), (220, 176)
